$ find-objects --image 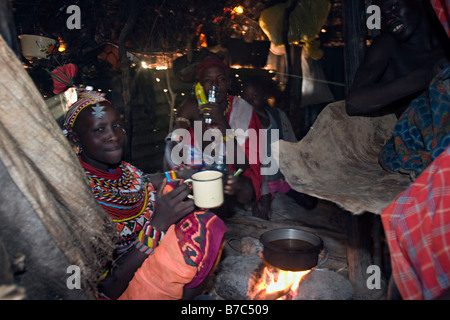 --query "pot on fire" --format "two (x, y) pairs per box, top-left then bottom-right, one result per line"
(260, 228), (323, 271)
